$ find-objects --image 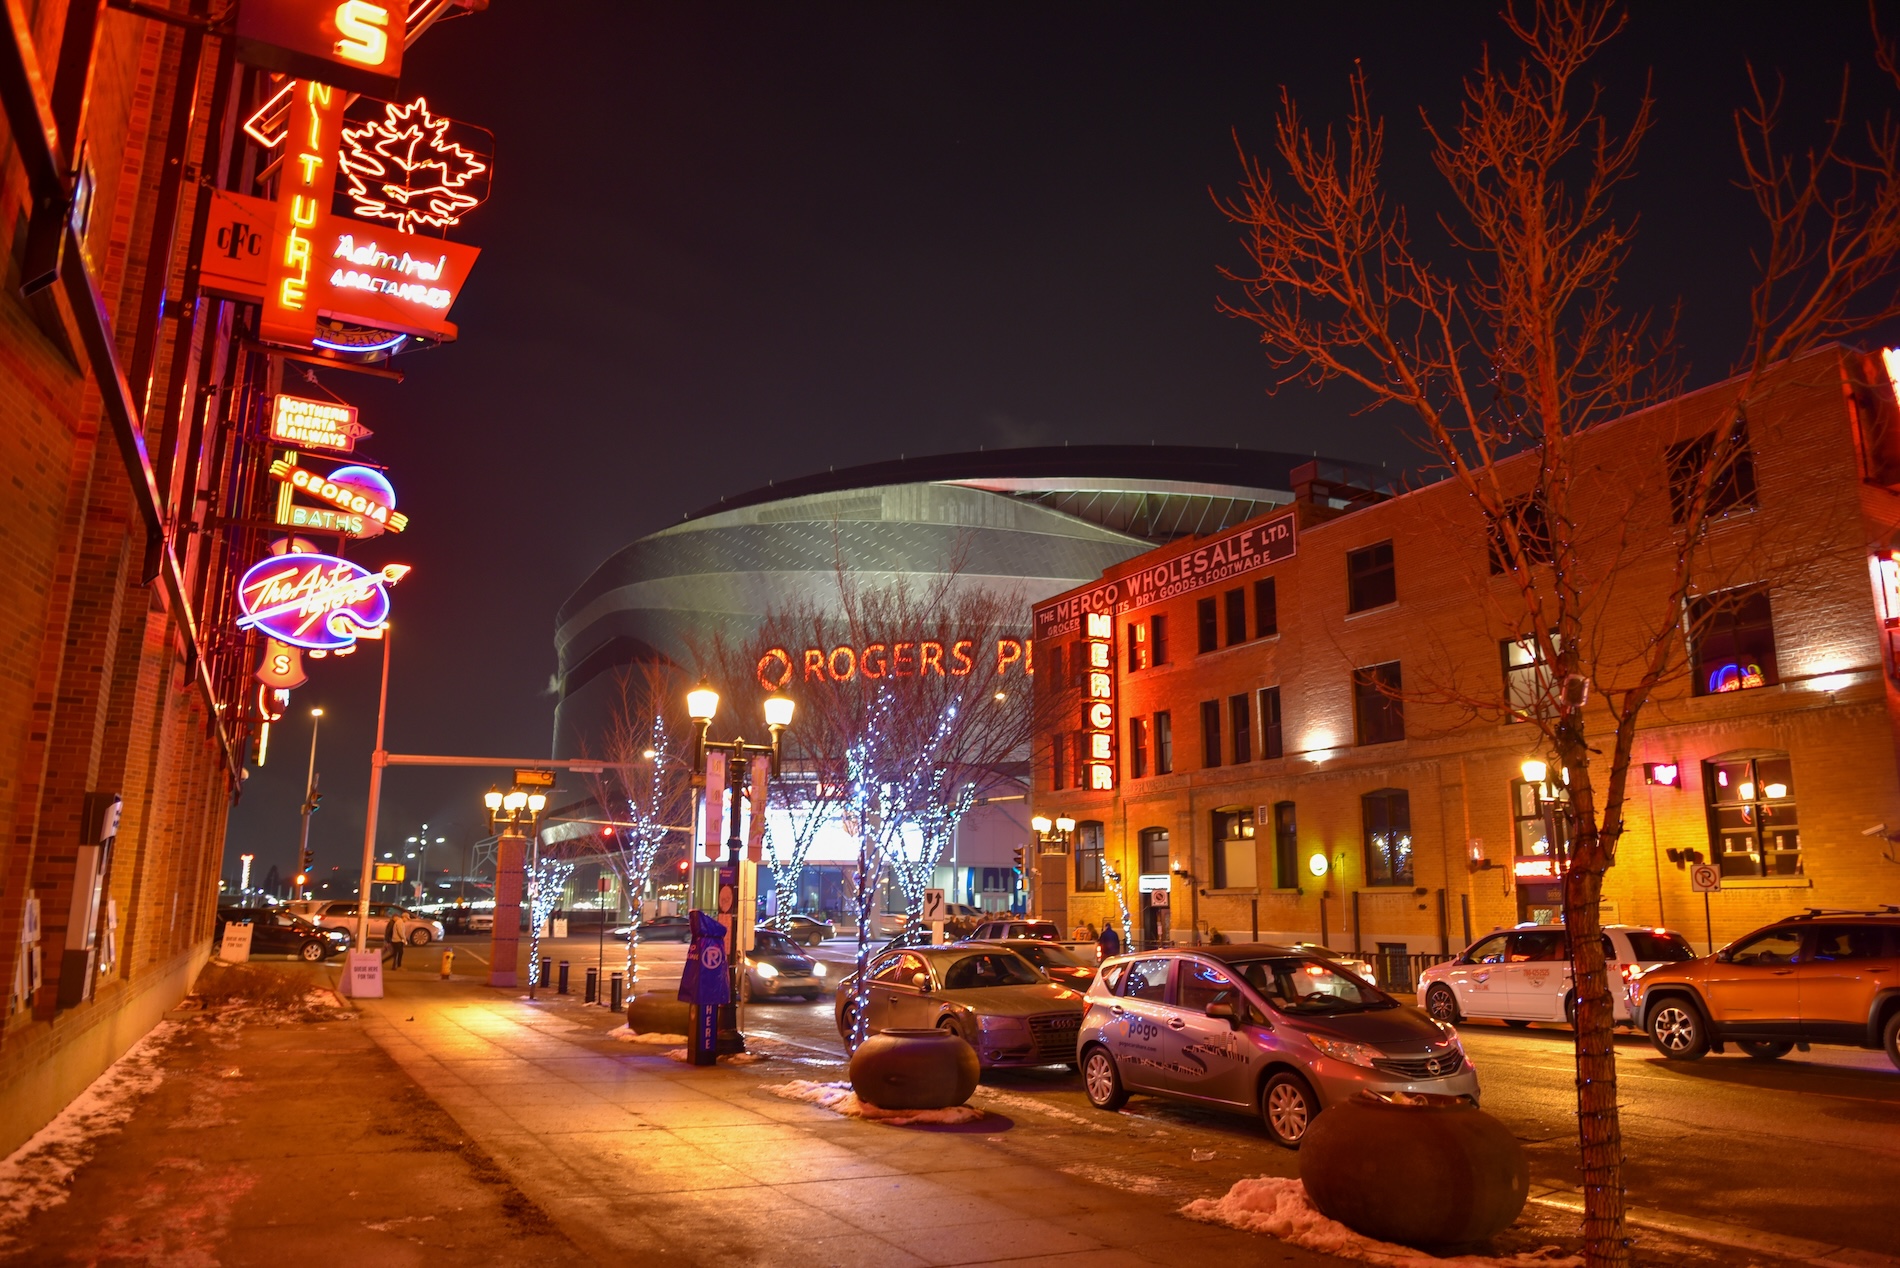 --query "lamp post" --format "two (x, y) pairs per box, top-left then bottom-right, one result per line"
(686, 681), (794, 1059)
(406, 828), (445, 904)
(1029, 813), (1075, 930)
(482, 784), (547, 990)
(296, 707), (323, 896)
